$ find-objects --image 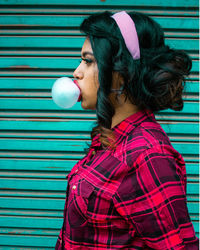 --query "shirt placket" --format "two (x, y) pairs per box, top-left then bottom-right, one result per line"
(61, 139), (101, 248)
